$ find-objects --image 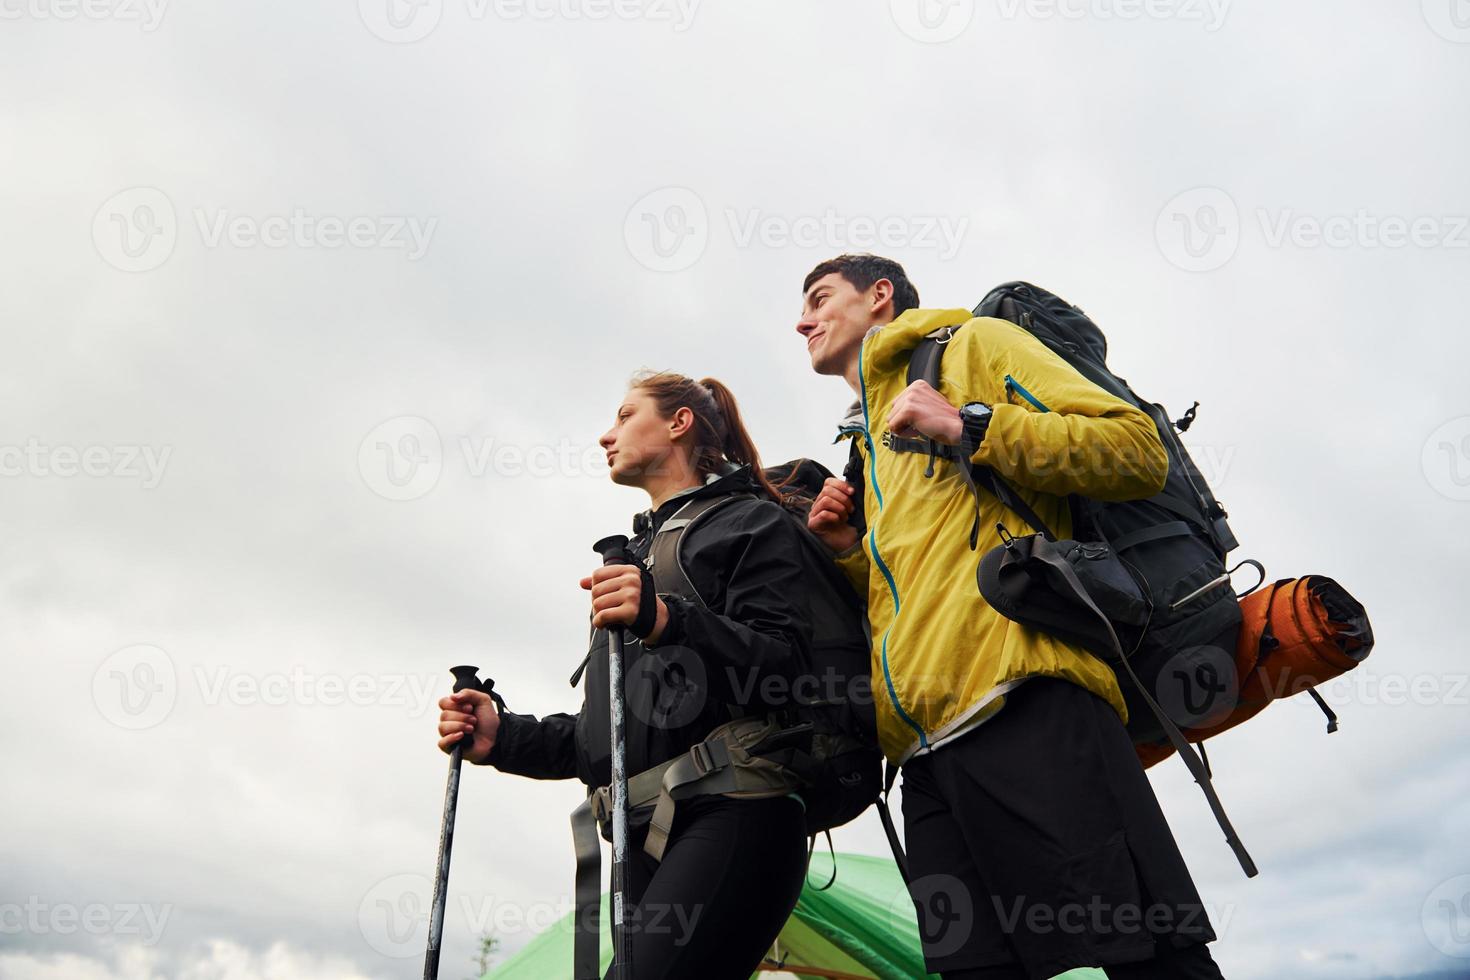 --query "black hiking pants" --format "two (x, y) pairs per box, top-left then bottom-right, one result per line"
(900, 678), (1224, 980)
(616, 793), (807, 980)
